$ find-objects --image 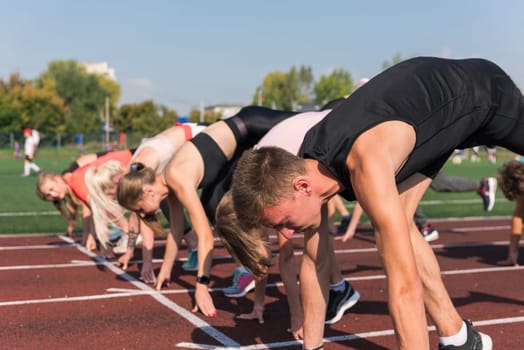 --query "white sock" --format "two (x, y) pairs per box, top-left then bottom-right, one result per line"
(30, 162), (40, 172)
(439, 321), (468, 347)
(23, 162), (30, 175)
(330, 279), (346, 292)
